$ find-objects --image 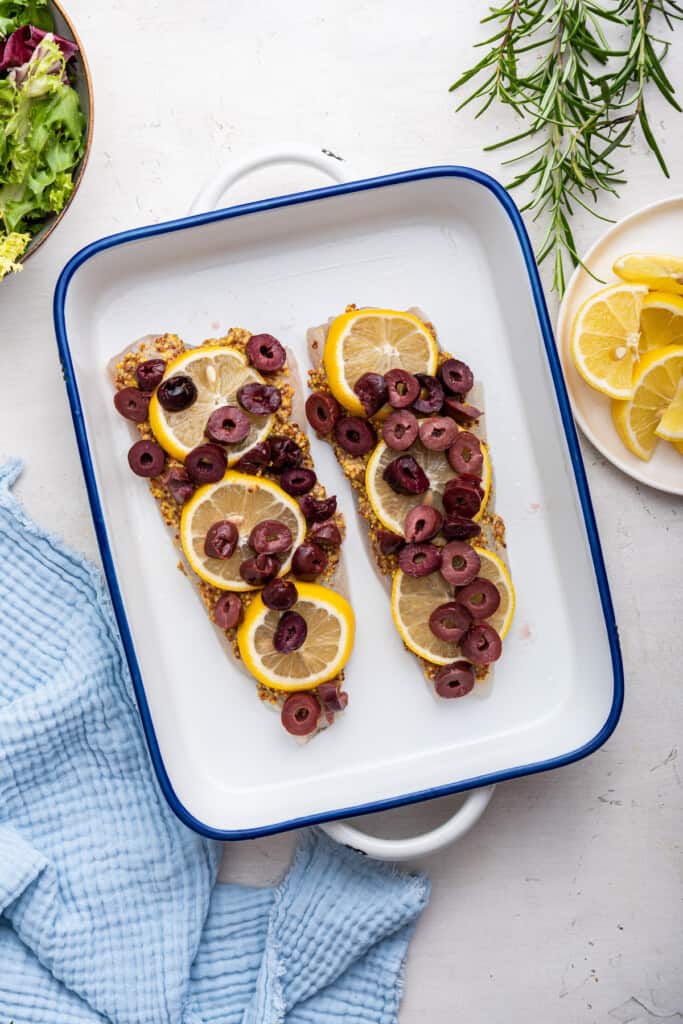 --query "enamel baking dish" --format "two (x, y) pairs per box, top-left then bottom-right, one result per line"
(54, 148), (623, 858)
